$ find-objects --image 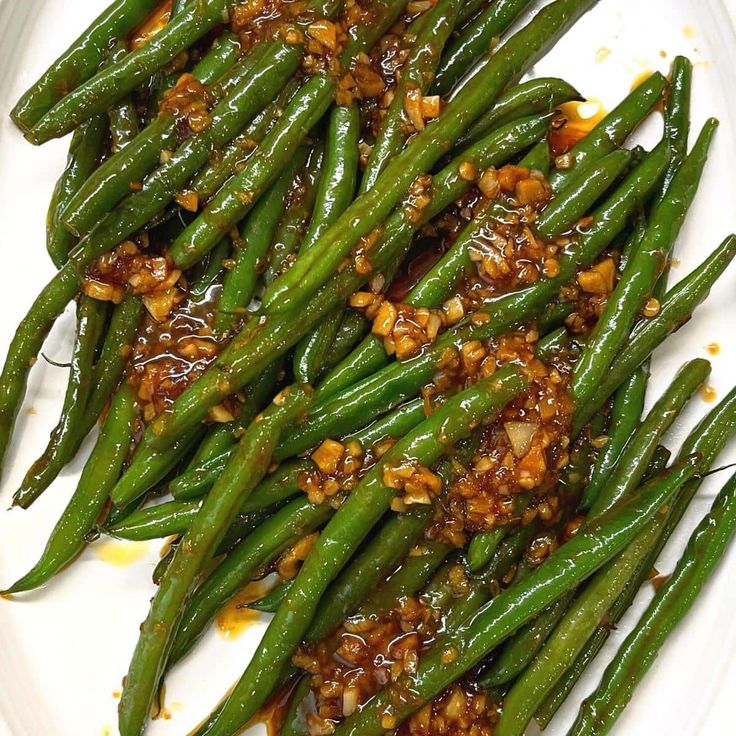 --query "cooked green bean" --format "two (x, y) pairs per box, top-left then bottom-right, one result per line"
(11, 0), (161, 132)
(3, 383), (138, 594)
(118, 385), (312, 736)
(13, 296), (107, 509)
